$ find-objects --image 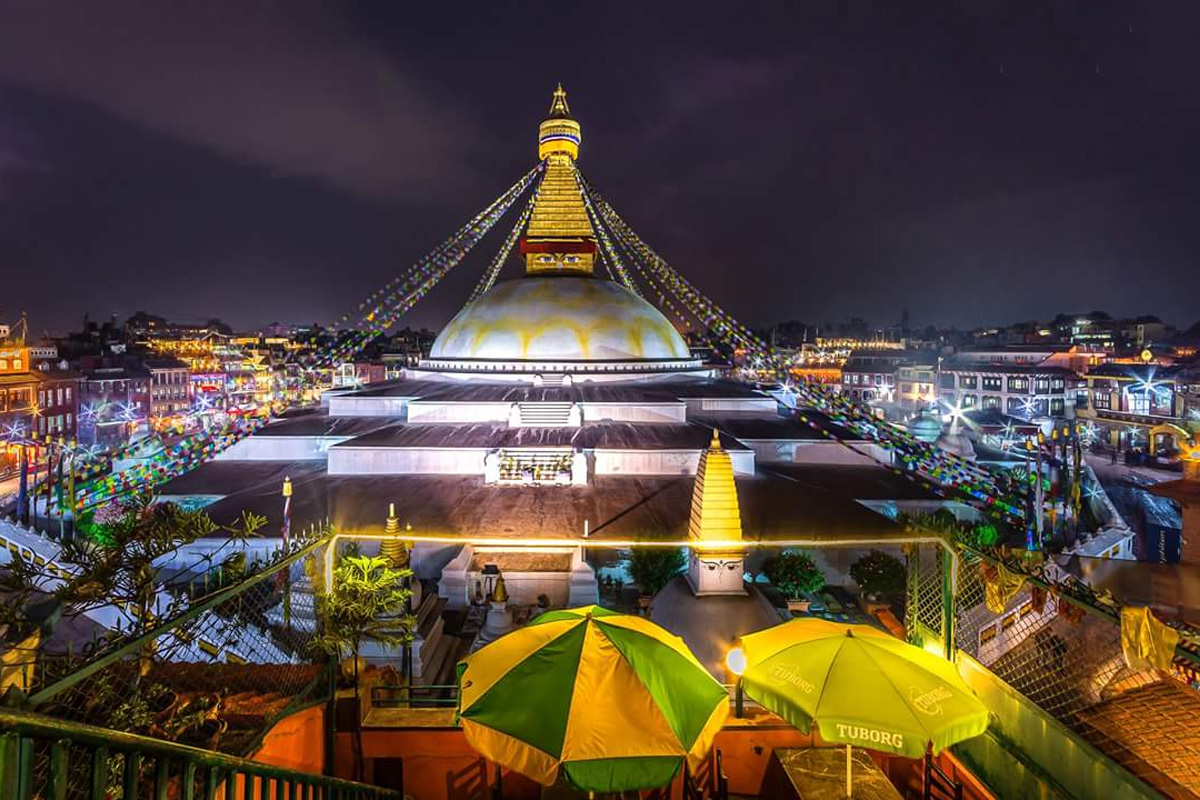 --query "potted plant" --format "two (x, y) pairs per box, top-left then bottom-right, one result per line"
(313, 554), (414, 781)
(763, 551), (825, 612)
(627, 548), (685, 611)
(849, 550), (906, 613)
